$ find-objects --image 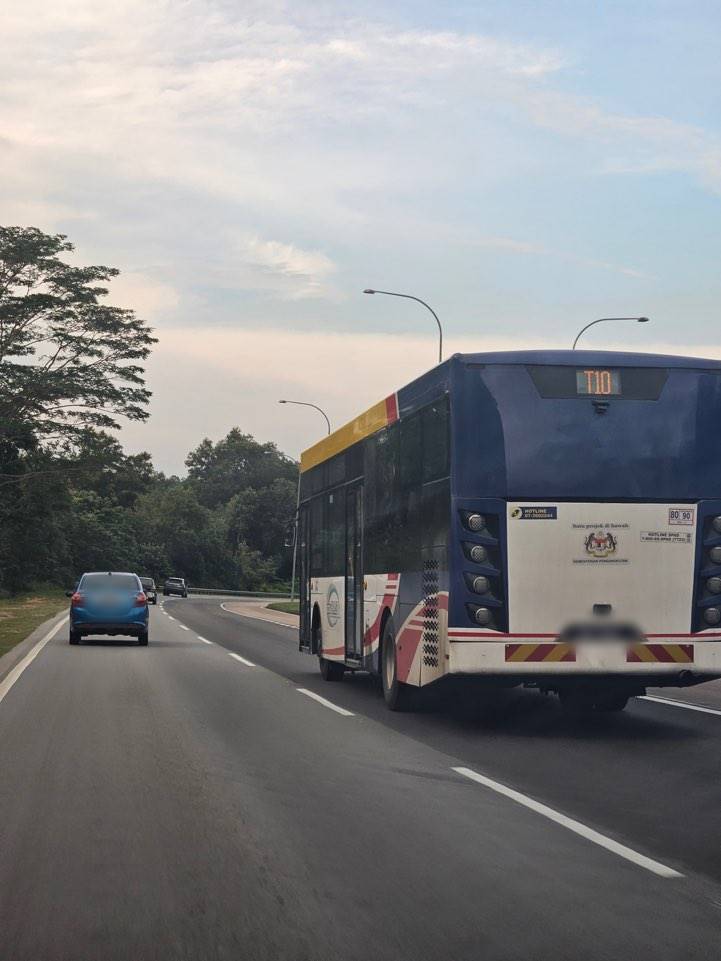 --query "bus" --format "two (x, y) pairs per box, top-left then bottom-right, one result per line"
(296, 350), (721, 713)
